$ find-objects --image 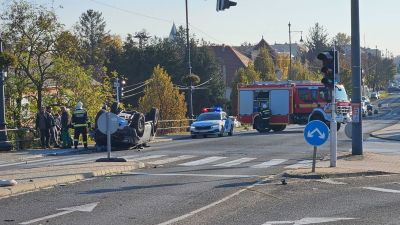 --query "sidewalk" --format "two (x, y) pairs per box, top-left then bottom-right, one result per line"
(0, 161), (146, 198)
(285, 122), (400, 179)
